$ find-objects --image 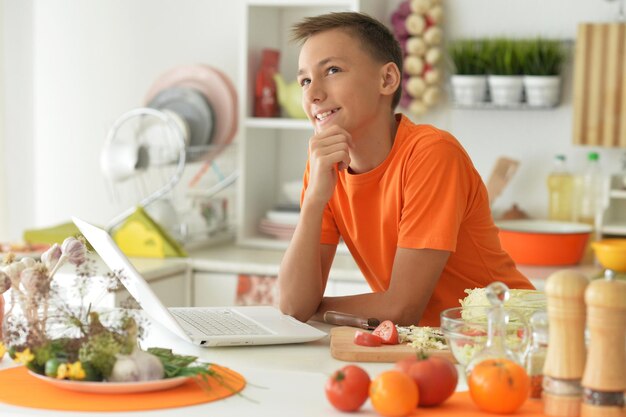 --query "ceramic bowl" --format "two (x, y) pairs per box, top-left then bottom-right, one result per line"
(591, 239), (626, 272)
(496, 220), (592, 266)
